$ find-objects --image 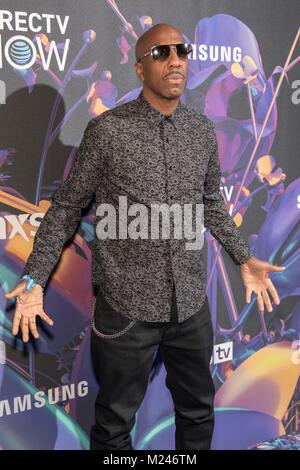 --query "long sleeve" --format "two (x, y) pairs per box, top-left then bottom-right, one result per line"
(22, 117), (105, 287)
(203, 118), (253, 265)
